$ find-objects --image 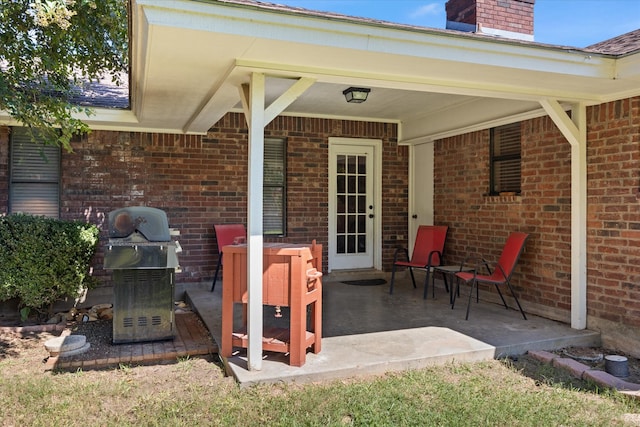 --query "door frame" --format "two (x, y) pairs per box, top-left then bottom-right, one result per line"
(328, 137), (382, 273)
